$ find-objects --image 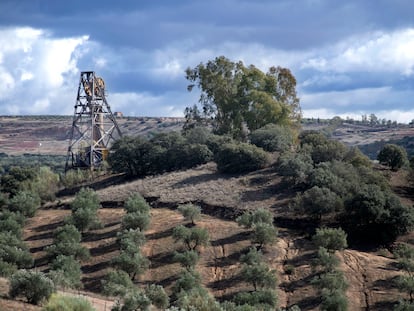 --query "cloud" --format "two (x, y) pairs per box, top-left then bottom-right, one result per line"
(302, 28), (414, 75)
(0, 26), (88, 114)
